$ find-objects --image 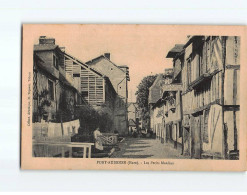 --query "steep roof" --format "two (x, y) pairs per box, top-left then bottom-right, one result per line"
(148, 74), (164, 104)
(166, 44), (184, 58)
(86, 54), (126, 74)
(64, 52), (105, 78)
